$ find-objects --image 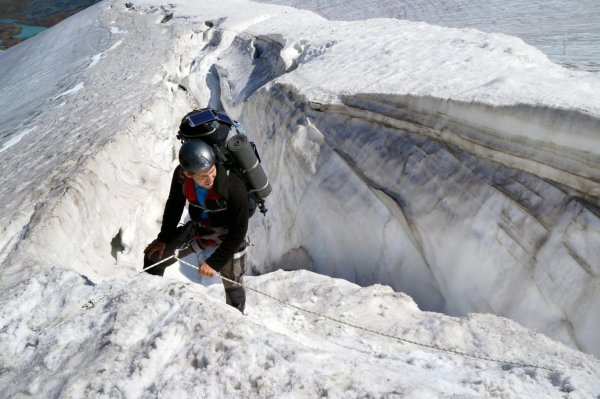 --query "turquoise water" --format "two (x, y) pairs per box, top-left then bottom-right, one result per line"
(0, 0), (102, 47)
(0, 18), (47, 40)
